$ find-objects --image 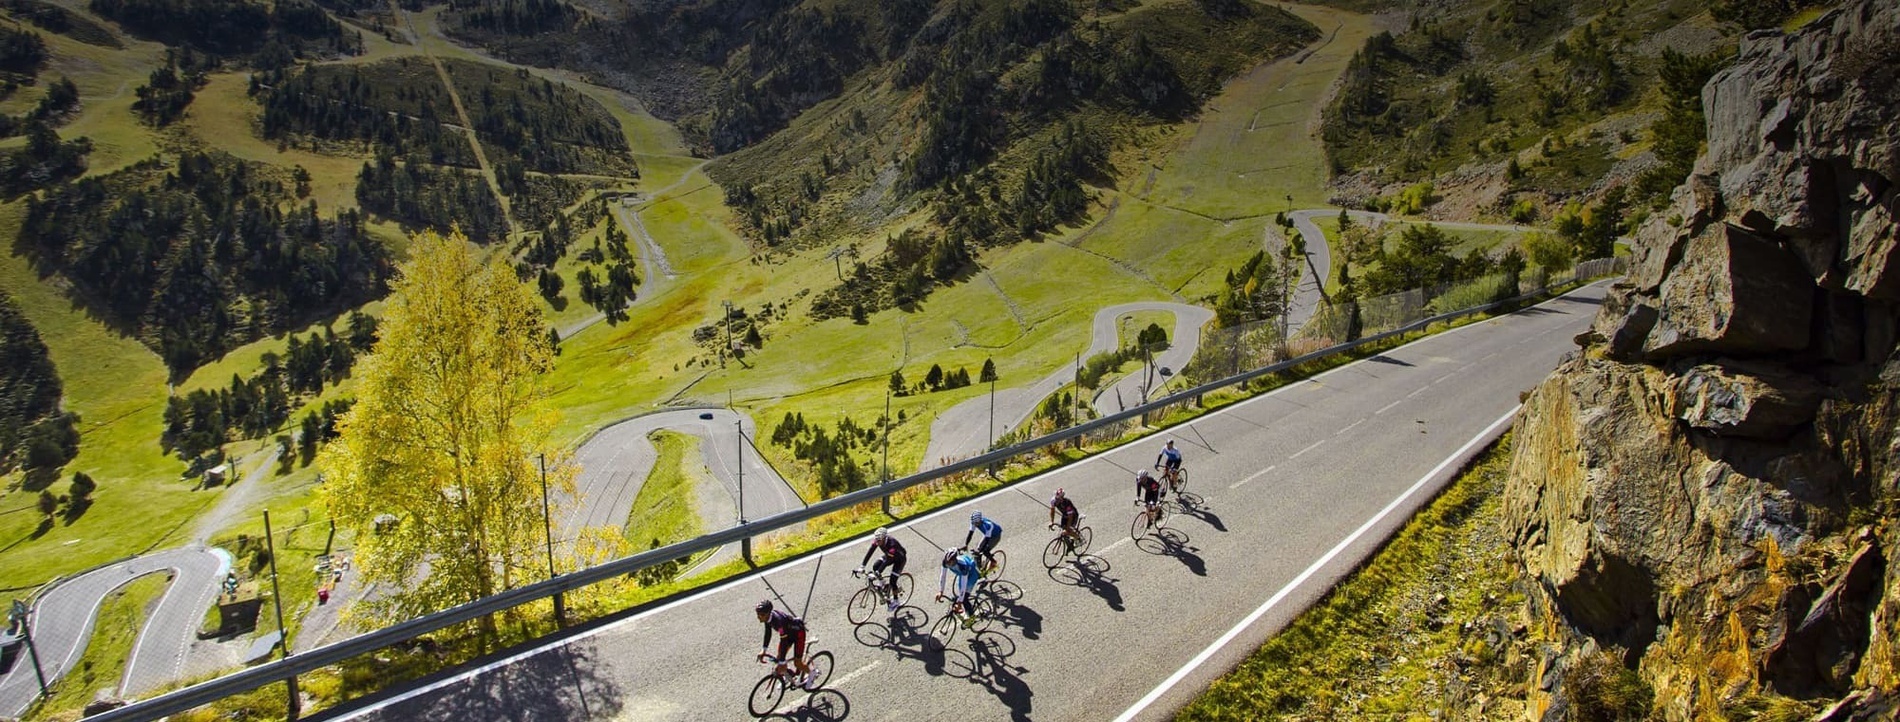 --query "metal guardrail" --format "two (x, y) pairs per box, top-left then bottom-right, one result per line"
(91, 262), (1621, 722)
